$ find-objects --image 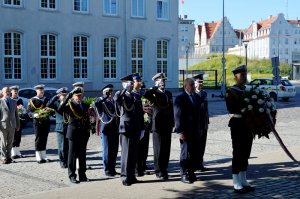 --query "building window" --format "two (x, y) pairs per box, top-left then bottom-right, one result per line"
(131, 0), (144, 17)
(74, 0), (88, 12)
(285, 48), (288, 55)
(3, 0), (22, 6)
(285, 38), (289, 45)
(104, 0), (117, 16)
(157, 0), (169, 20)
(104, 37), (117, 79)
(40, 34), (57, 79)
(73, 36), (88, 79)
(41, 0), (56, 9)
(3, 32), (22, 80)
(156, 40), (168, 76)
(131, 38), (144, 74)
